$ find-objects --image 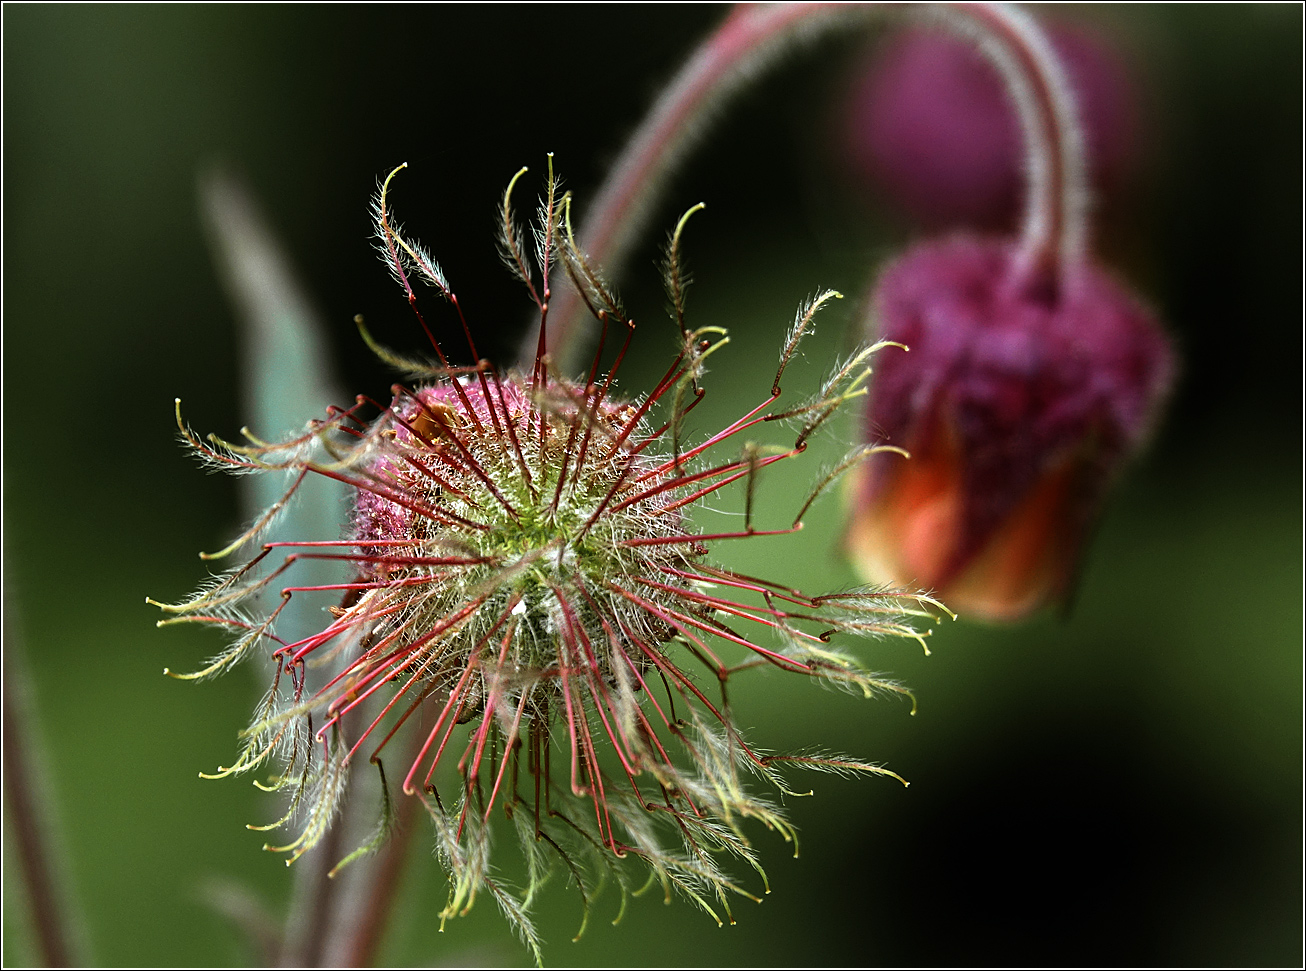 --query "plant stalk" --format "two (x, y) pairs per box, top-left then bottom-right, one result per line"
(3, 612), (77, 967)
(528, 0), (1088, 372)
